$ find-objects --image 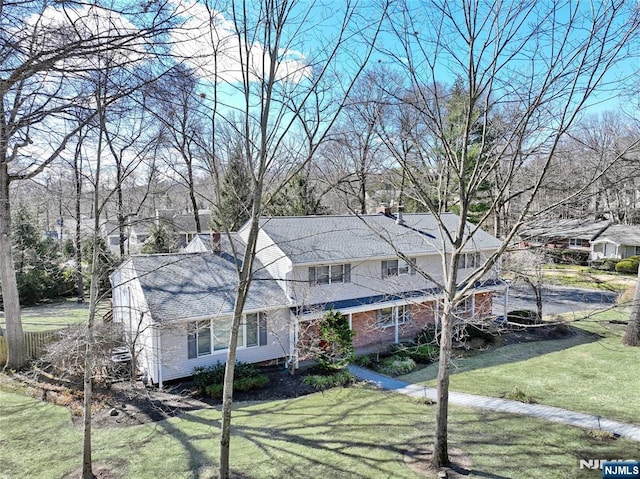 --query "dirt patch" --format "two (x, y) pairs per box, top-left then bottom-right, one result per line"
(405, 444), (473, 478)
(10, 365), (320, 428)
